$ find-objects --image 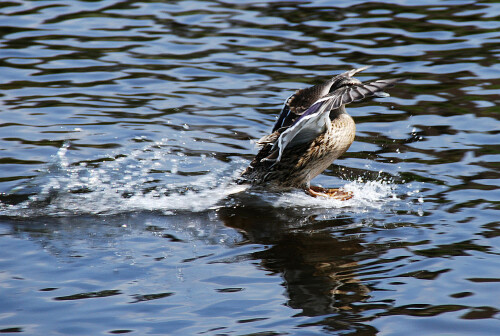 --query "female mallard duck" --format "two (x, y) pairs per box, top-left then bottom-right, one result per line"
(240, 66), (401, 200)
